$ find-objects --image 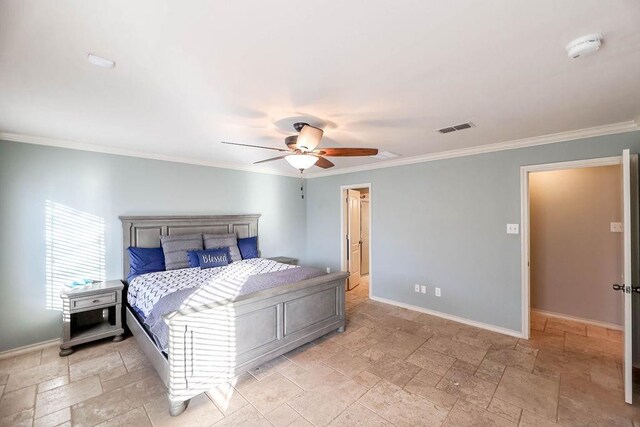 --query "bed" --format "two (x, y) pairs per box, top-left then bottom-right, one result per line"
(120, 215), (348, 416)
